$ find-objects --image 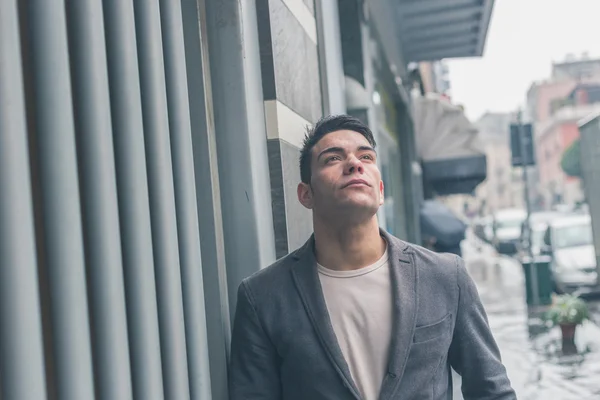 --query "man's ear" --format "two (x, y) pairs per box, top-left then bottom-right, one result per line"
(297, 182), (314, 209)
(379, 180), (385, 206)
